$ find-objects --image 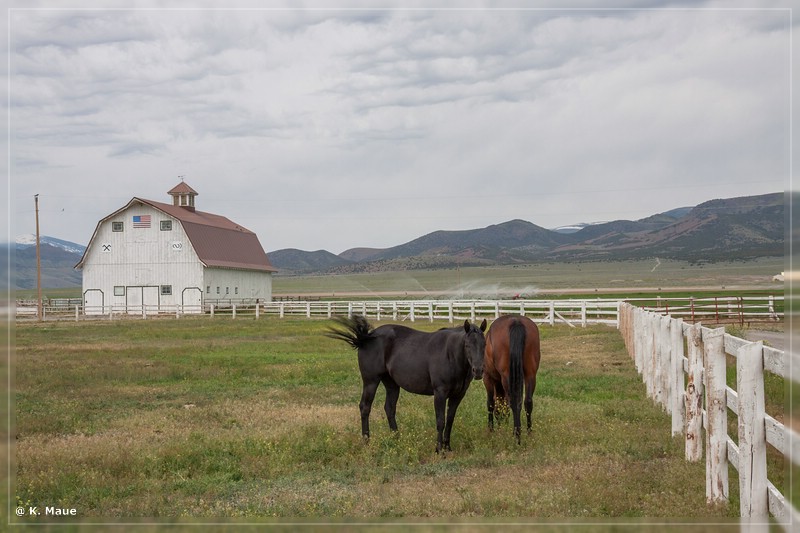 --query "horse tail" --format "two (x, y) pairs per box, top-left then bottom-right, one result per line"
(508, 319), (526, 411)
(325, 314), (374, 349)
